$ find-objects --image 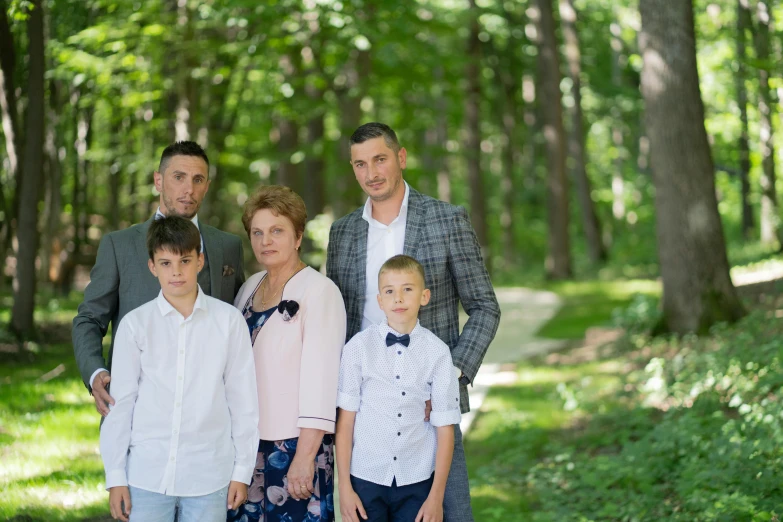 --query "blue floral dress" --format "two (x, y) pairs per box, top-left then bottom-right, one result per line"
(227, 286), (336, 522)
